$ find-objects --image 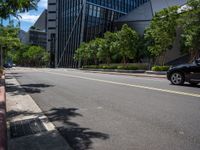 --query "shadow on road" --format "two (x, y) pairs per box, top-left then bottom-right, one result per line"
(170, 83), (200, 88)
(7, 108), (109, 150)
(6, 83), (54, 95)
(5, 73), (54, 96)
